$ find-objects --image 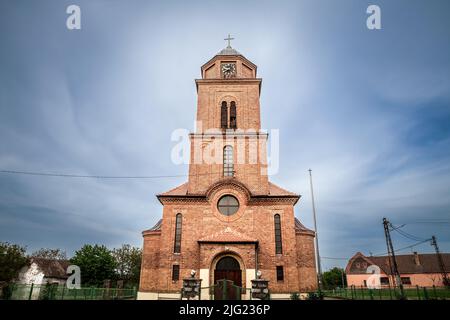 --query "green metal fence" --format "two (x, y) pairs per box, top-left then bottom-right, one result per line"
(3, 283), (137, 300)
(322, 285), (450, 300)
(191, 279), (271, 300)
